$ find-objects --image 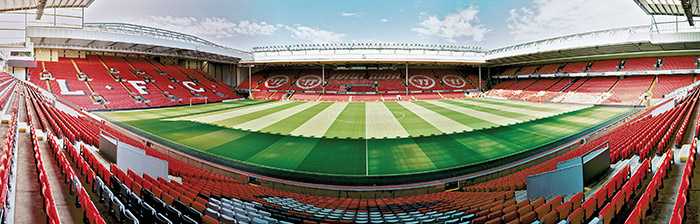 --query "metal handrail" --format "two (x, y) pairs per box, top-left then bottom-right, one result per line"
(83, 22), (251, 56)
(252, 42), (485, 53)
